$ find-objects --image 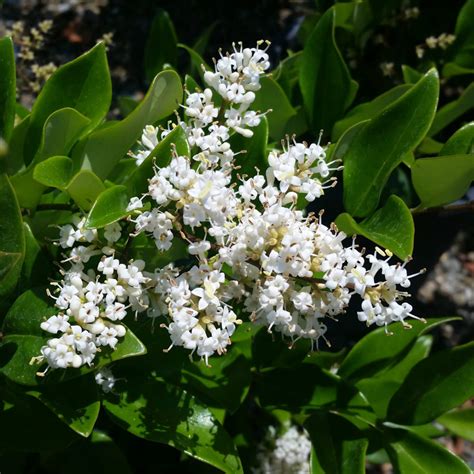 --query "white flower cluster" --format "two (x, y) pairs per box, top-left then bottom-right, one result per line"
(33, 217), (150, 373)
(253, 425), (311, 474)
(36, 42), (423, 372)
